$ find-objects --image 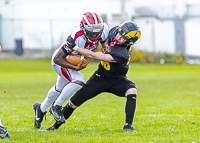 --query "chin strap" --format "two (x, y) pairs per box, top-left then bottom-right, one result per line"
(91, 40), (96, 48)
(87, 39), (97, 48)
(109, 39), (120, 46)
(114, 39), (120, 44)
